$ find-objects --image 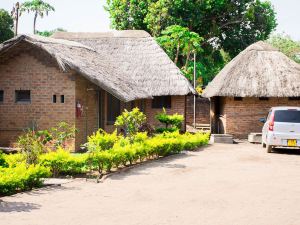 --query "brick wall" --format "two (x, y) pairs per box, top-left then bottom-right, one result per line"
(0, 44), (76, 147)
(186, 96), (210, 125)
(145, 96), (186, 130)
(221, 97), (300, 138)
(0, 43), (188, 149)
